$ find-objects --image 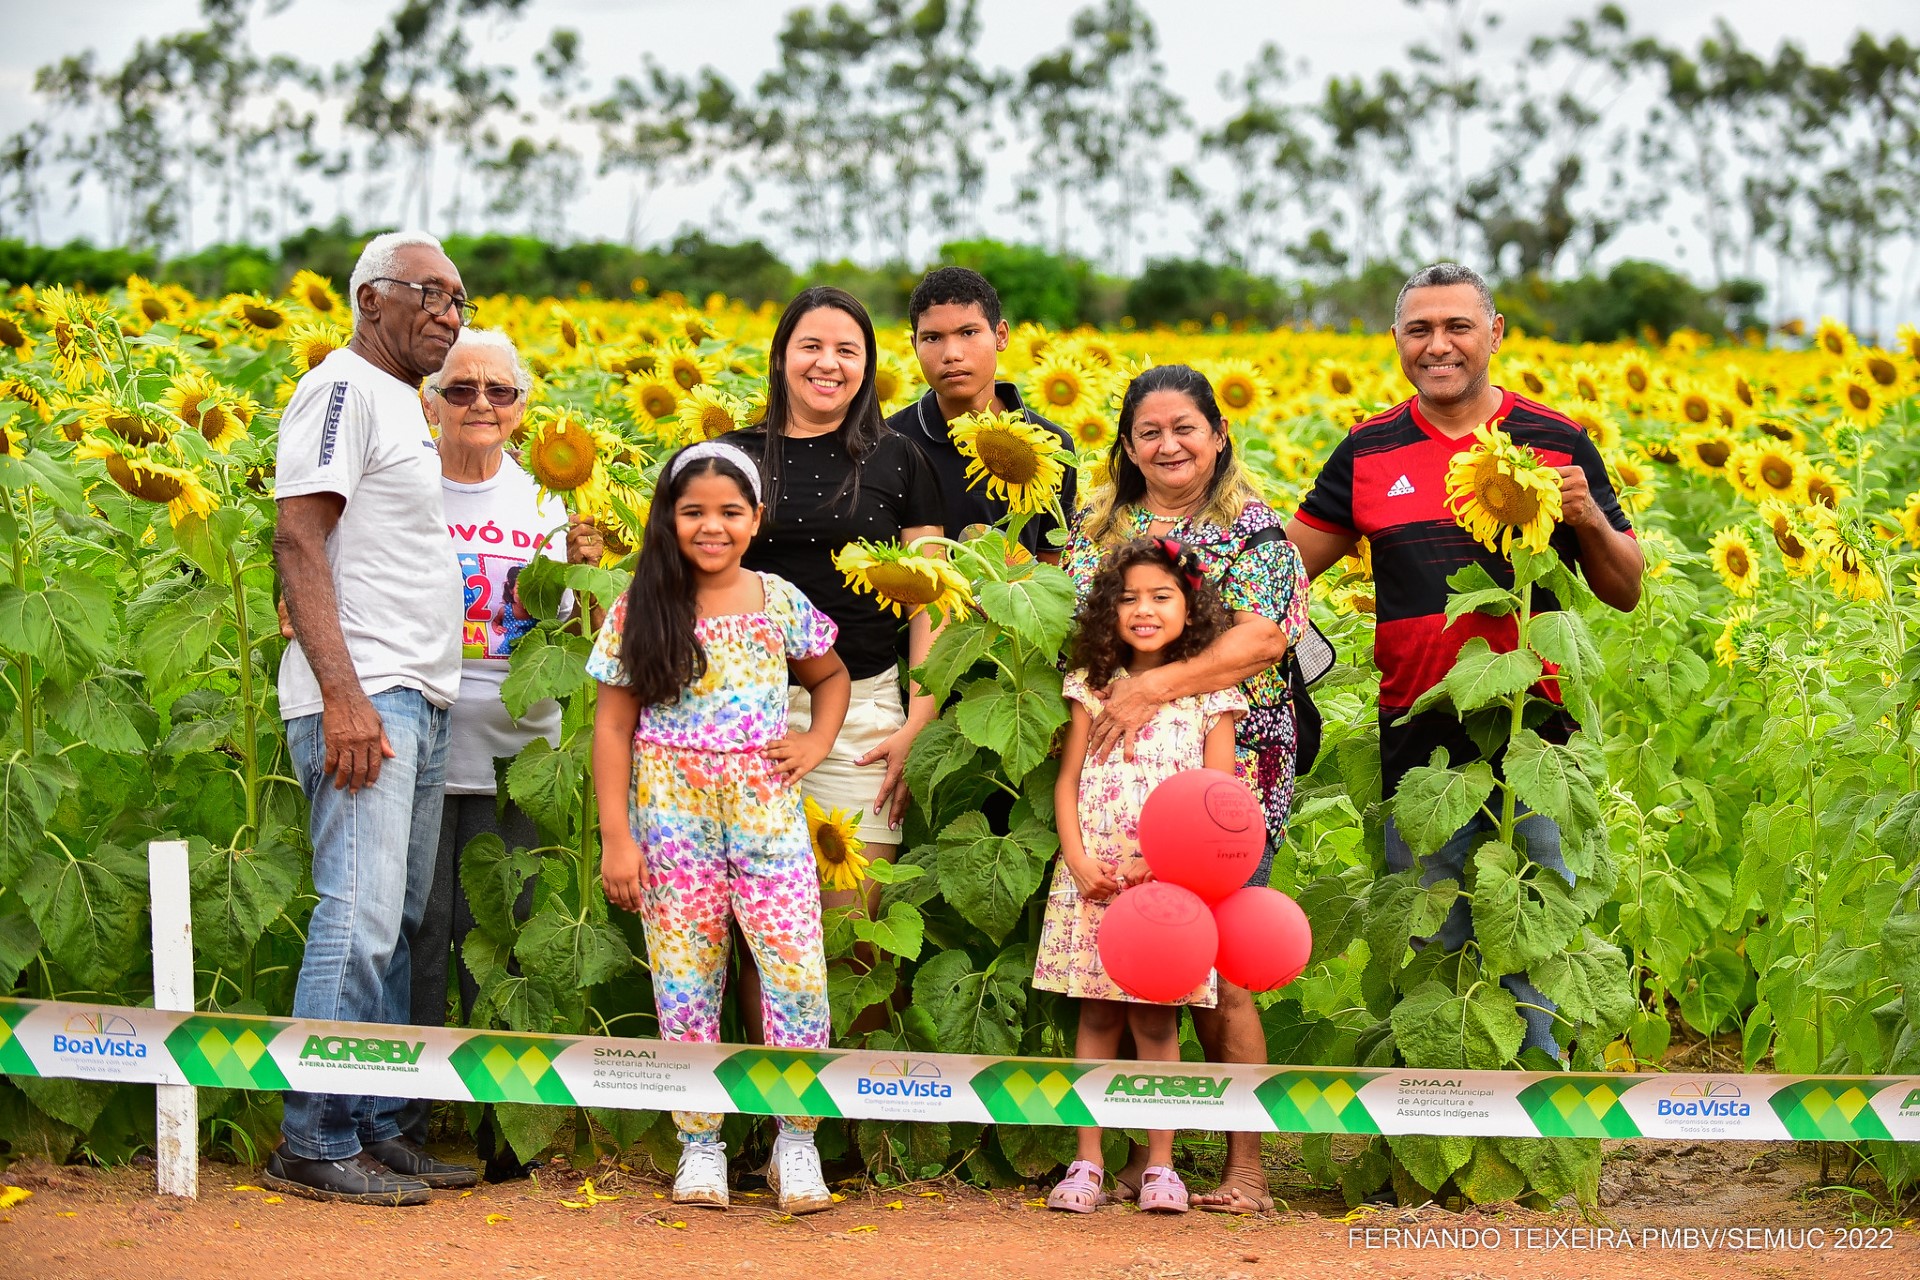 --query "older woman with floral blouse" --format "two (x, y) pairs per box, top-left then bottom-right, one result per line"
(1059, 362), (1310, 1214)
